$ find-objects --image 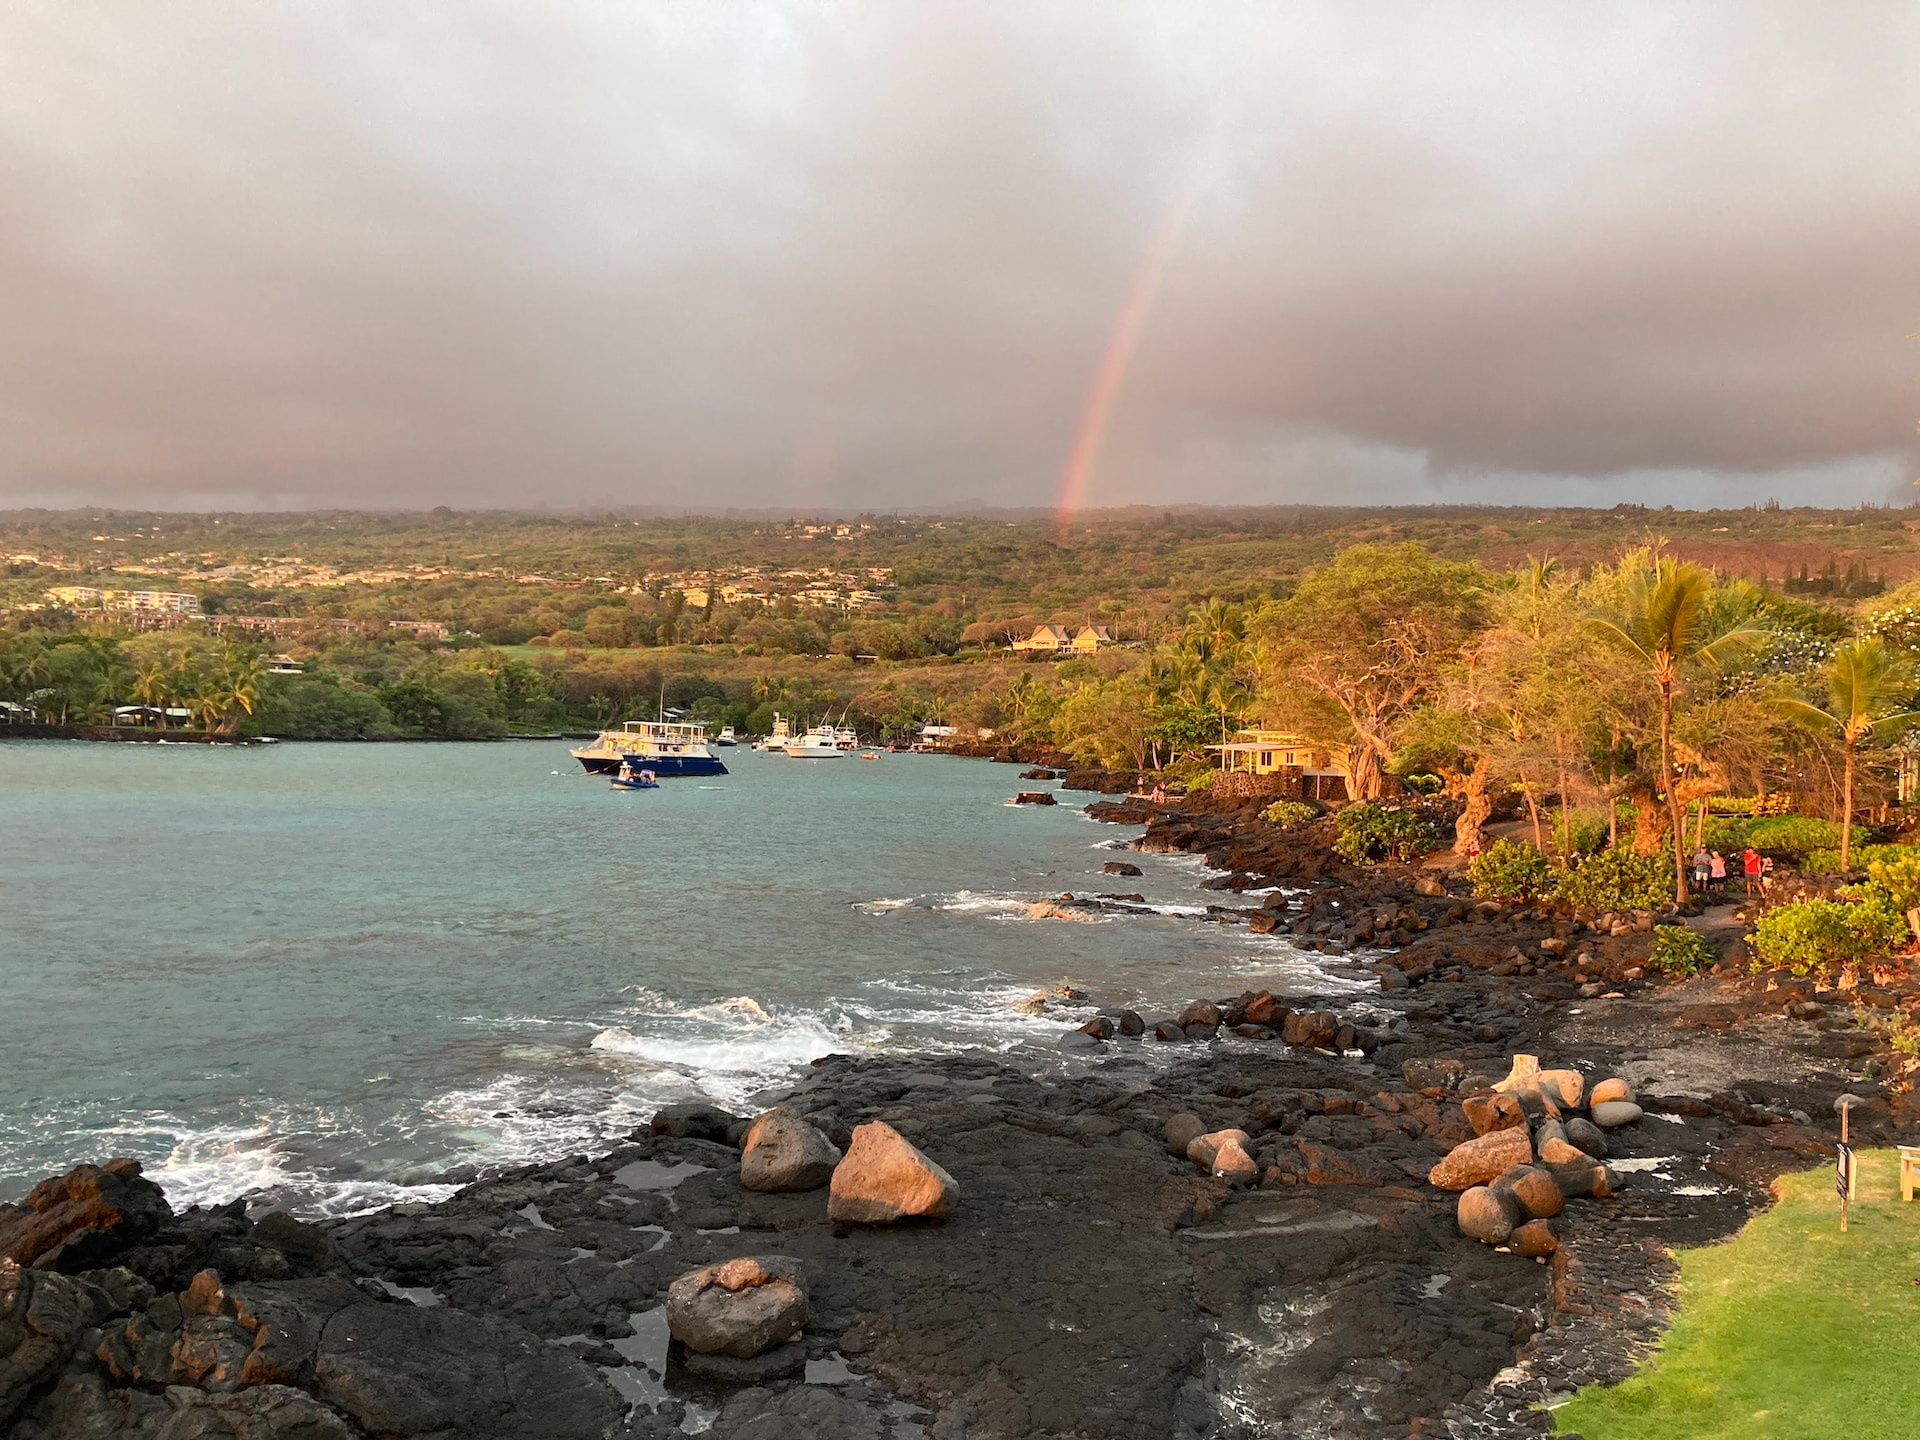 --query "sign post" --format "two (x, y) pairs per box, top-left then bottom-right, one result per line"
(1835, 1094), (1865, 1231)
